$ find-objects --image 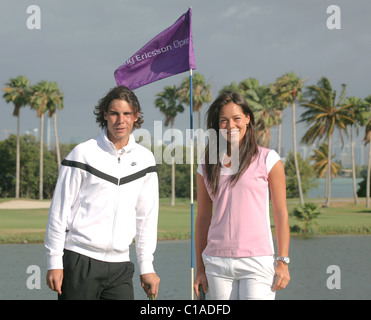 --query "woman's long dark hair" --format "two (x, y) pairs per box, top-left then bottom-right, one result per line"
(204, 91), (259, 195)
